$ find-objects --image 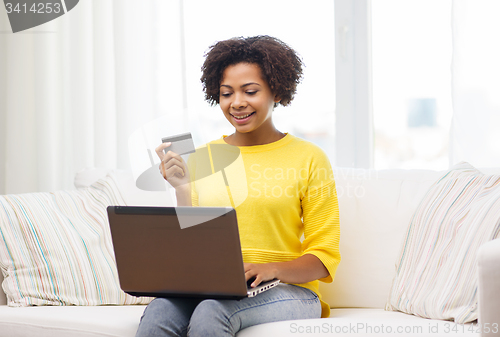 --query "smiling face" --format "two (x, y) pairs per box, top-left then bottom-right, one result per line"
(219, 63), (282, 145)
